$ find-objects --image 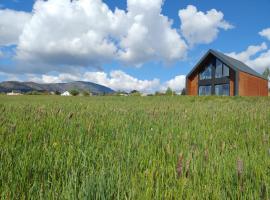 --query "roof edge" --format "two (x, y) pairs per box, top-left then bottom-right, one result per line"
(186, 49), (268, 81)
